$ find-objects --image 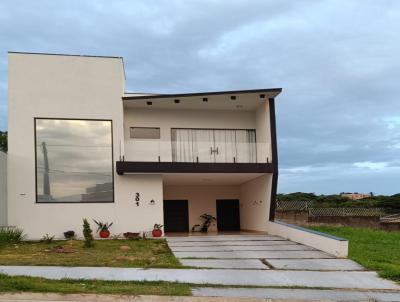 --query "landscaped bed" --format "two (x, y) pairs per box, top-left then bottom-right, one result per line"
(309, 225), (400, 283)
(0, 239), (182, 268)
